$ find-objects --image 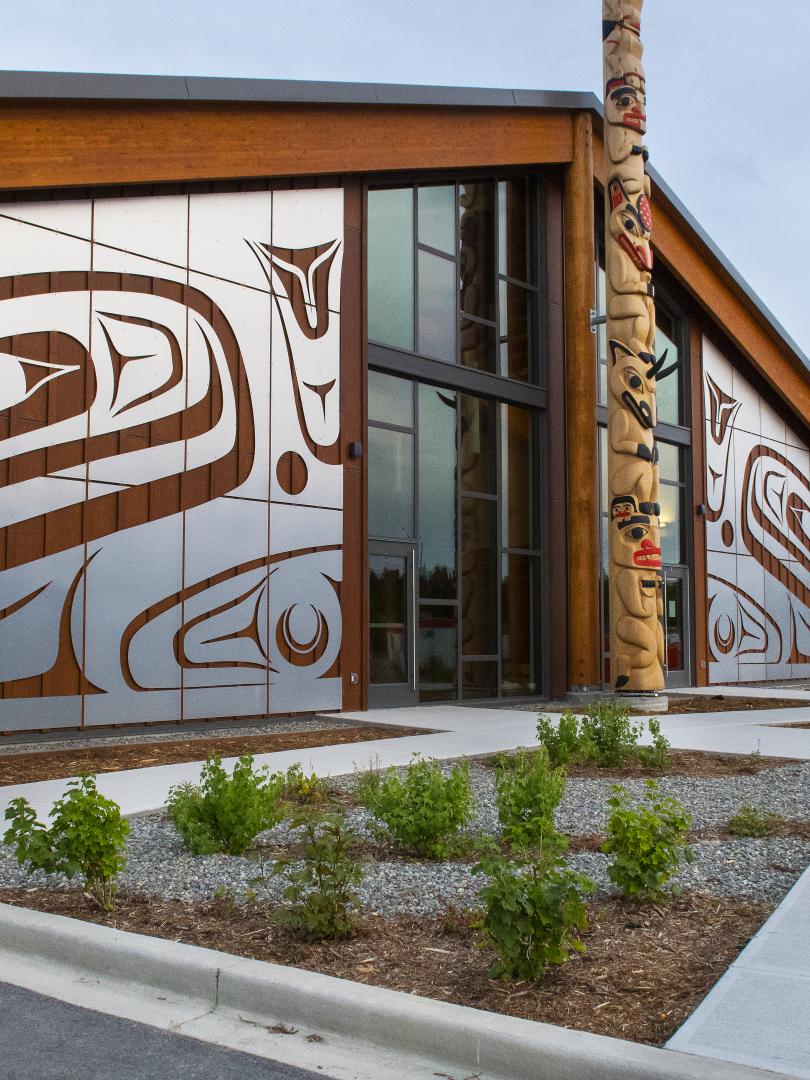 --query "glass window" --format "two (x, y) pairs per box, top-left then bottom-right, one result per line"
(417, 249), (457, 363)
(499, 280), (531, 382)
(597, 263), (607, 406)
(459, 181), (496, 322)
(368, 426), (414, 539)
(418, 185), (455, 254)
(461, 496), (498, 656)
(654, 304), (683, 426)
(501, 553), (537, 695)
(657, 441), (680, 483)
(460, 317), (496, 373)
(658, 483), (683, 564)
(460, 394), (496, 495)
(367, 188), (414, 350)
(418, 385), (457, 598)
(368, 370), (413, 428)
(463, 660), (498, 700)
(369, 555), (408, 684)
(419, 604), (457, 701)
(498, 179), (529, 283)
(502, 404), (535, 550)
